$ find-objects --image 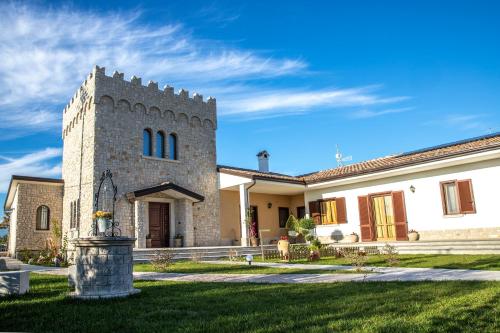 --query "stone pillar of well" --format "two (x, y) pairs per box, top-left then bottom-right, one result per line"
(69, 237), (140, 299)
